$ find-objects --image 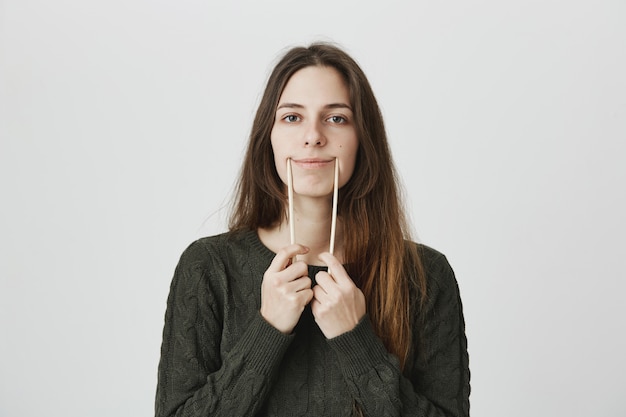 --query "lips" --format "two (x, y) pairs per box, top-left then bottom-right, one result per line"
(291, 158), (334, 169)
